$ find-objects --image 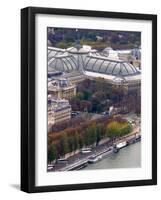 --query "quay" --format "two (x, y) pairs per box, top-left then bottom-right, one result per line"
(59, 159), (88, 171)
(52, 132), (141, 171)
